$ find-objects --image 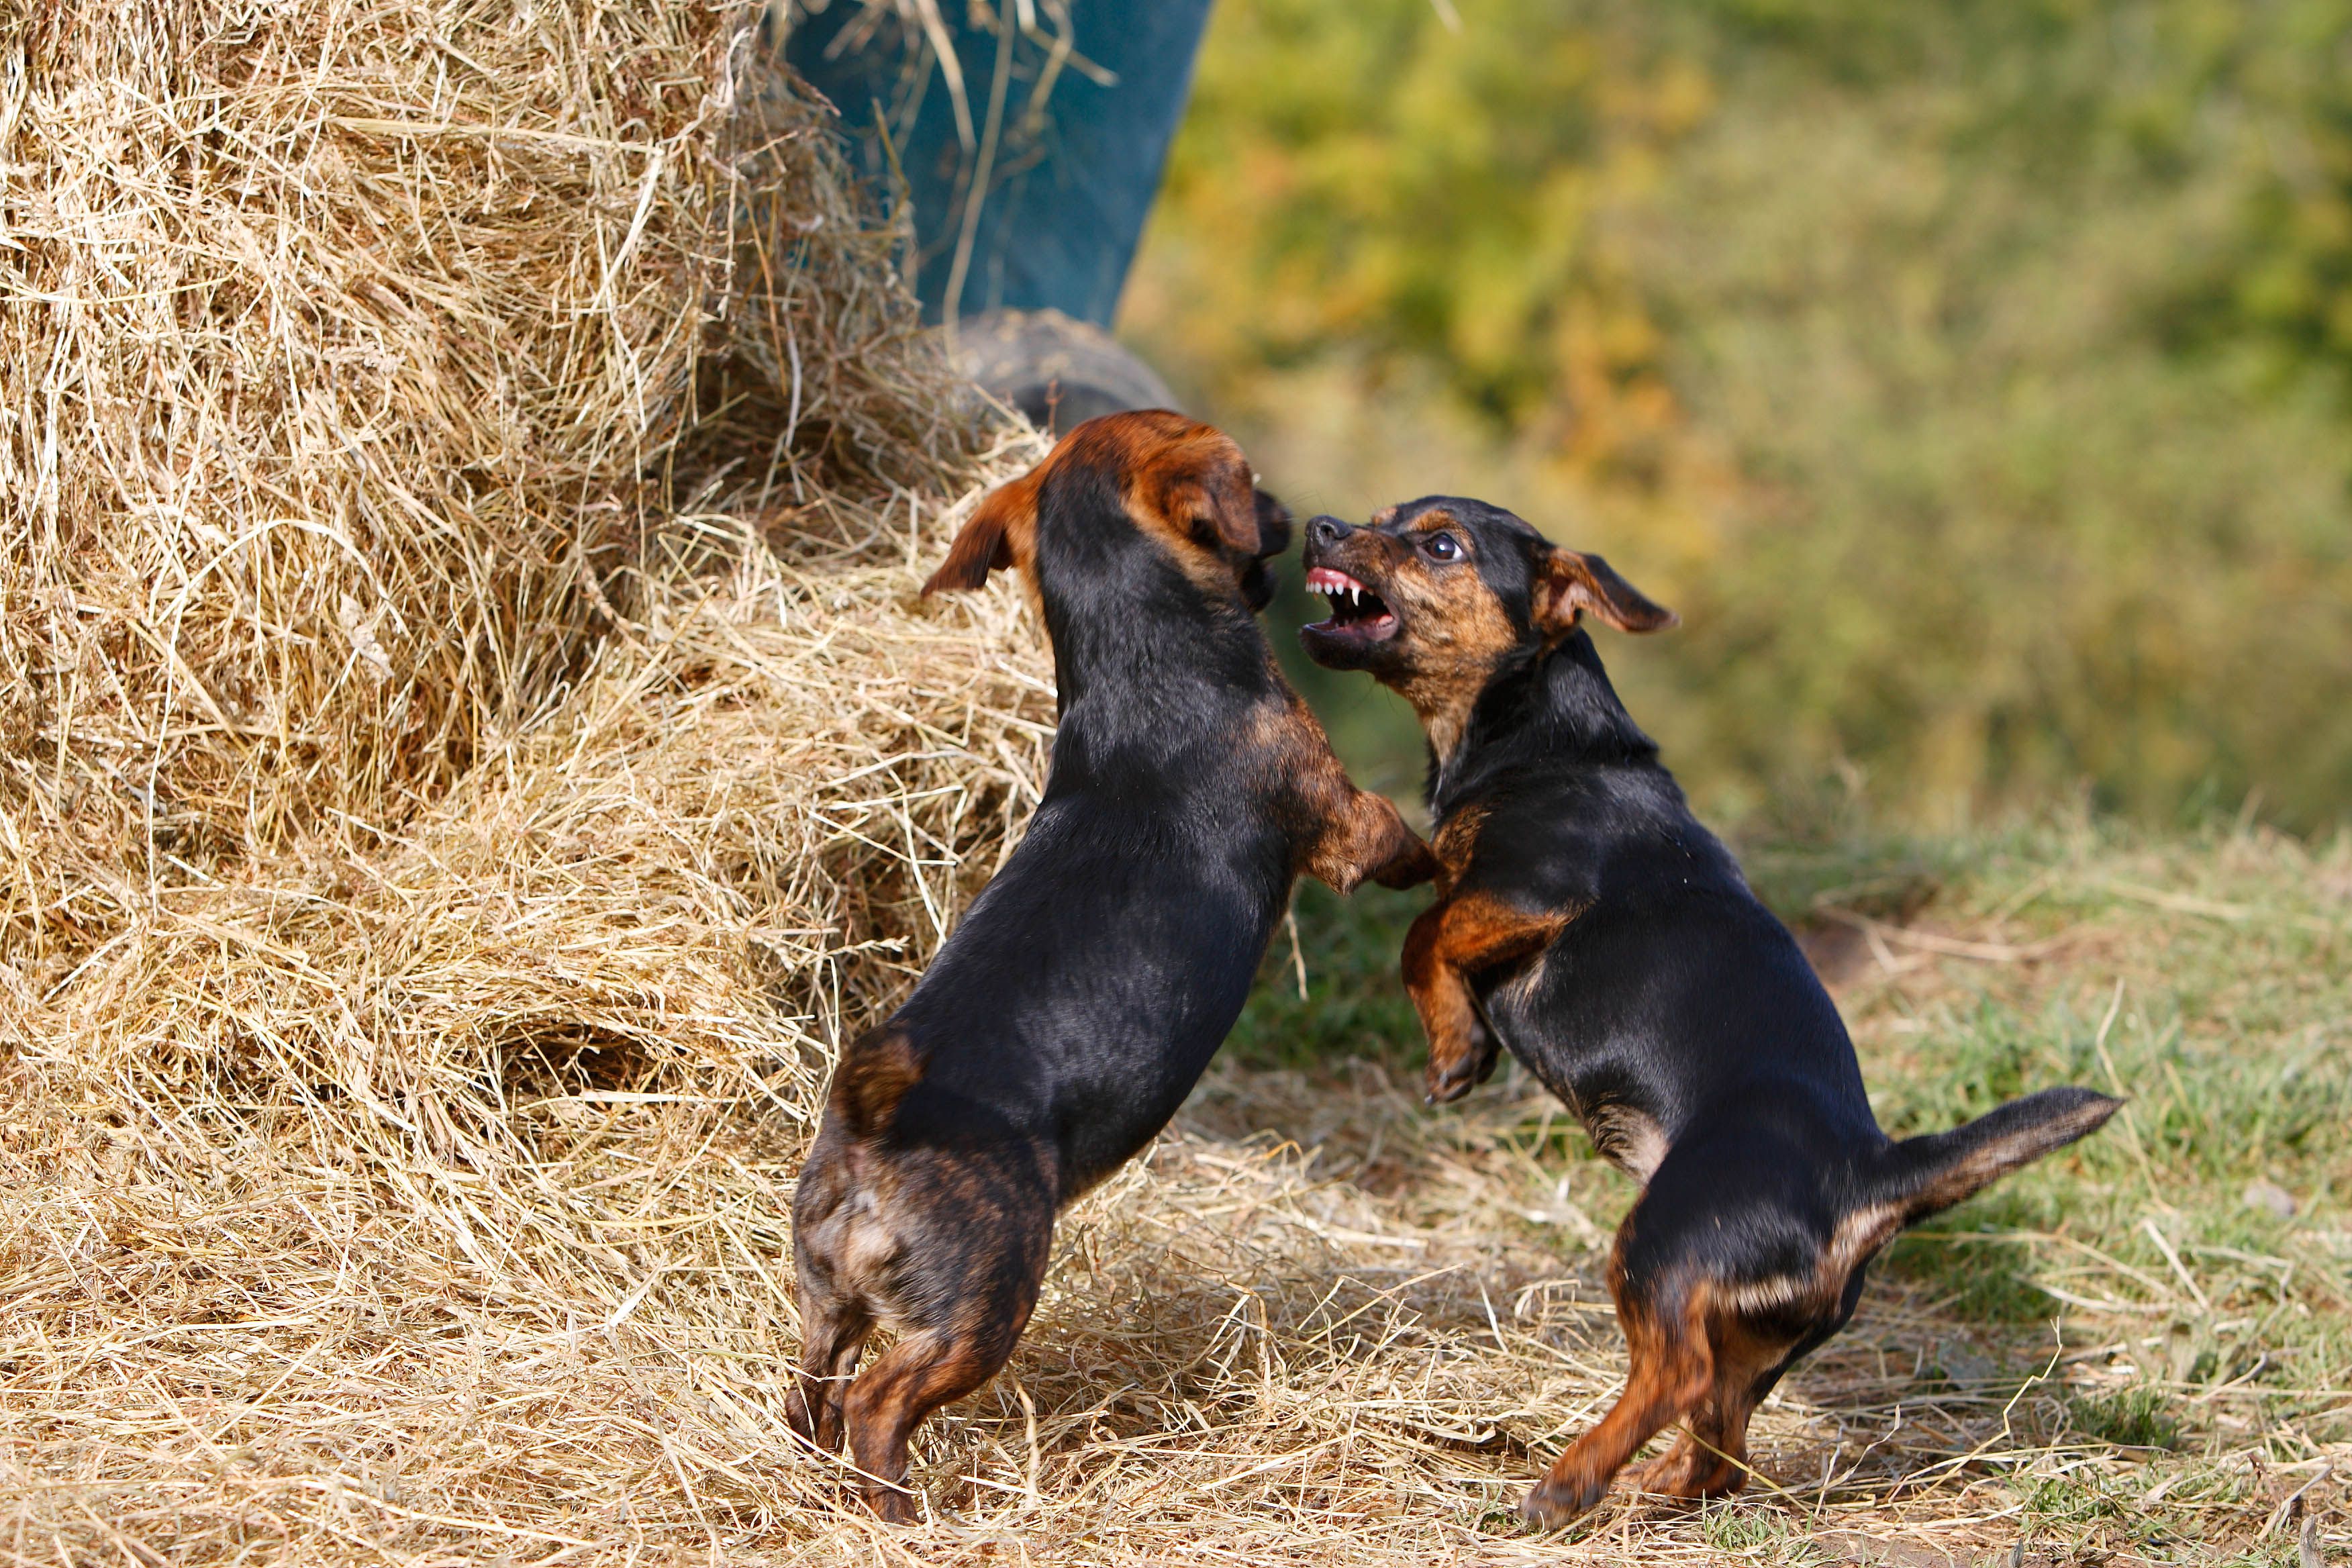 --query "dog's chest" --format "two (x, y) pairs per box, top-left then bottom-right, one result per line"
(1427, 811), (1476, 897)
